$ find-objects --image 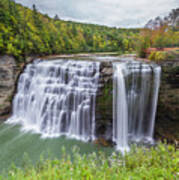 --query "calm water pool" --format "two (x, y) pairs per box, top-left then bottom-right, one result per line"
(0, 123), (113, 172)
